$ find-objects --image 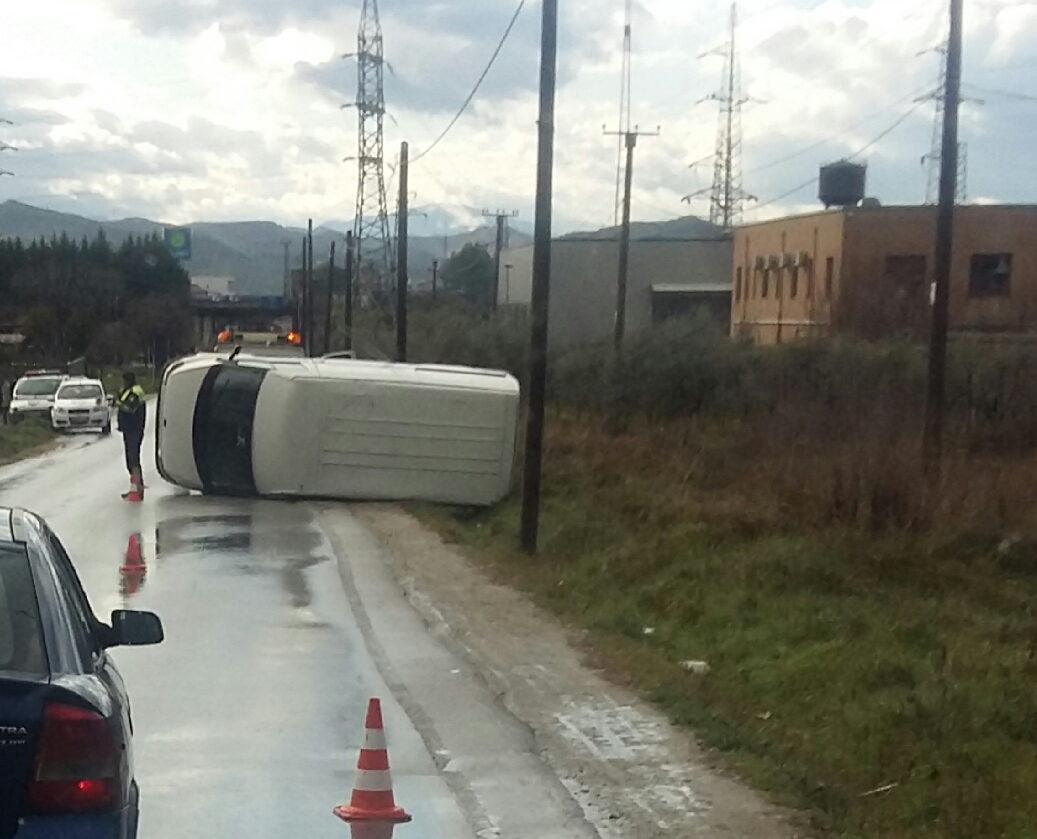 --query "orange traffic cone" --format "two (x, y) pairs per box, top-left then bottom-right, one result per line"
(122, 476), (142, 503)
(334, 699), (411, 824)
(120, 534), (146, 596)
